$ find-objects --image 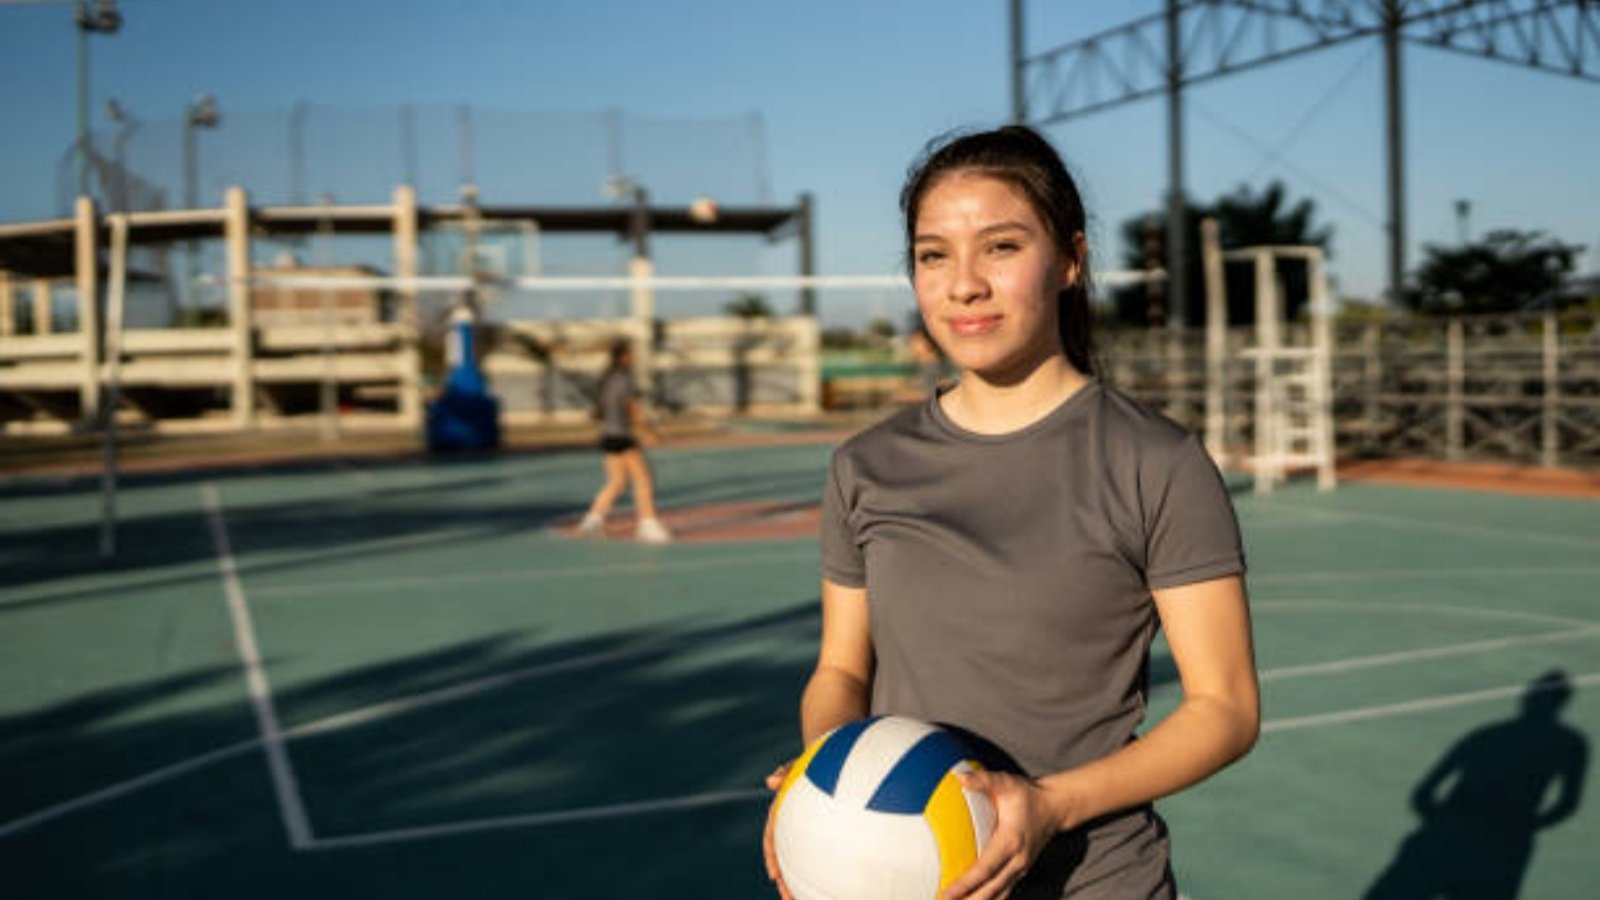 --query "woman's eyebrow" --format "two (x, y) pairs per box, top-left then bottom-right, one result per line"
(914, 221), (1032, 243)
(976, 221), (1032, 237)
